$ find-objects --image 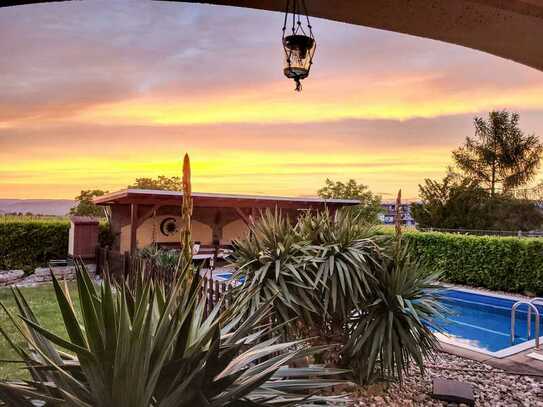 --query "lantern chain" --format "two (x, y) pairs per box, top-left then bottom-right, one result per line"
(281, 0), (316, 91)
